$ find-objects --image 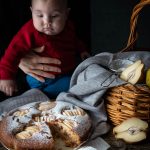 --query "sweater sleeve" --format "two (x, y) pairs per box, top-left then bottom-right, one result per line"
(0, 23), (33, 80)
